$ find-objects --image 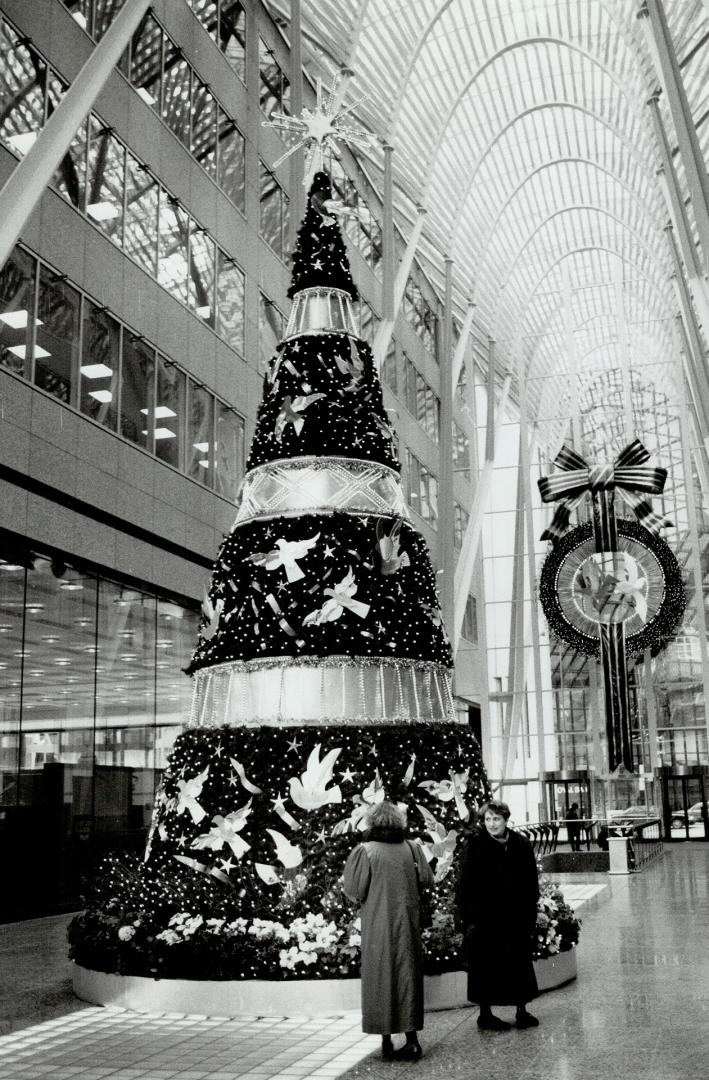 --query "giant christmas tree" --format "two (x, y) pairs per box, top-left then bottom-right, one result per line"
(70, 172), (490, 982)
